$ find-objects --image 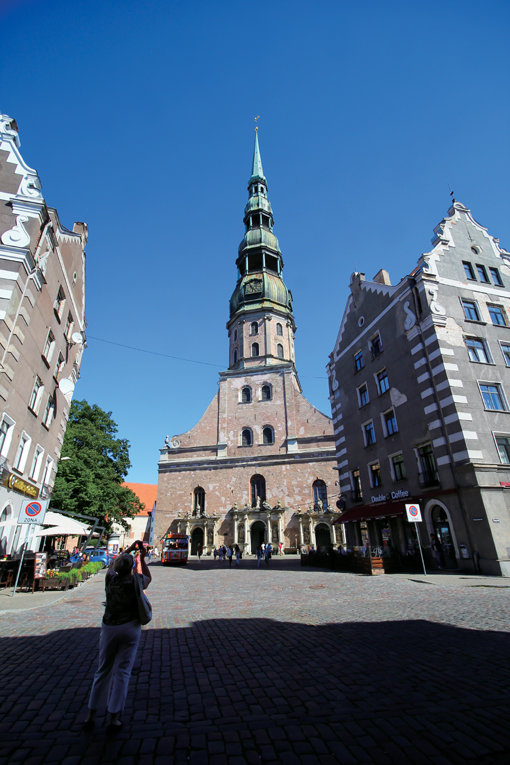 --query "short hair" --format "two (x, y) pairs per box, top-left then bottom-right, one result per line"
(113, 554), (132, 576)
